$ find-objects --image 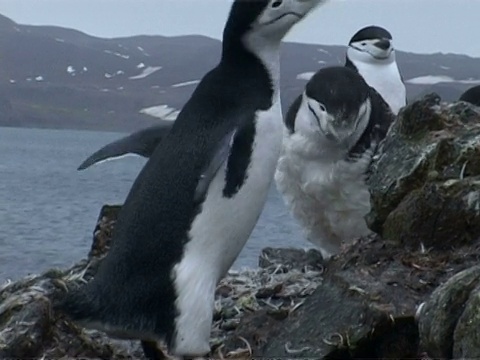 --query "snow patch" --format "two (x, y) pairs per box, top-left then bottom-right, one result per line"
(317, 48), (330, 55)
(318, 60), (326, 64)
(104, 49), (130, 59)
(55, 38), (64, 43)
(67, 66), (76, 76)
(439, 65), (450, 70)
(171, 80), (200, 88)
(83, 66), (88, 72)
(296, 72), (315, 81)
(137, 62), (146, 69)
(406, 75), (480, 85)
(129, 66), (162, 80)
(9, 79), (16, 84)
(140, 104), (179, 121)
(35, 76), (44, 82)
(137, 46), (150, 56)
